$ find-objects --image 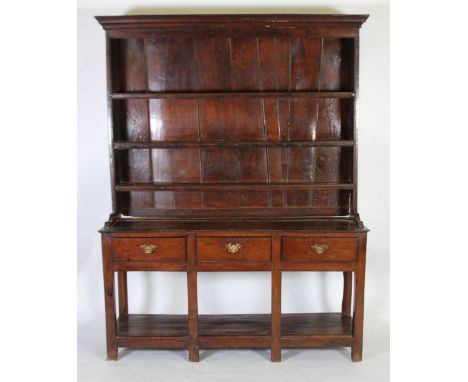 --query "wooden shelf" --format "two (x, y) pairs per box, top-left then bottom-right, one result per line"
(110, 91), (355, 100)
(114, 140), (354, 149)
(115, 182), (354, 192)
(116, 313), (353, 349)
